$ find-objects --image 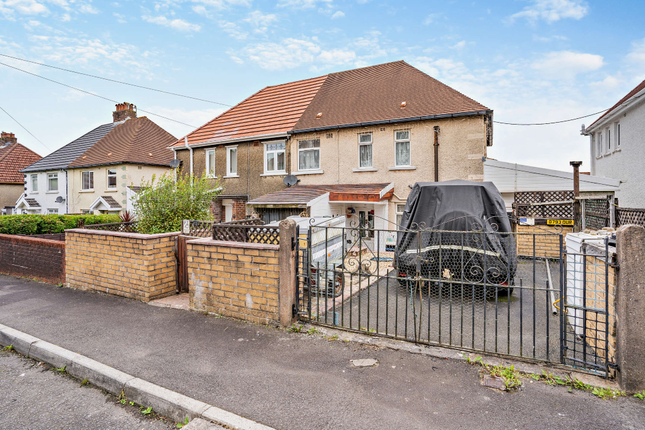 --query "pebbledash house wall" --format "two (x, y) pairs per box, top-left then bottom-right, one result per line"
(291, 116), (489, 225)
(65, 229), (178, 301)
(187, 239), (281, 325)
(0, 234), (65, 284)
